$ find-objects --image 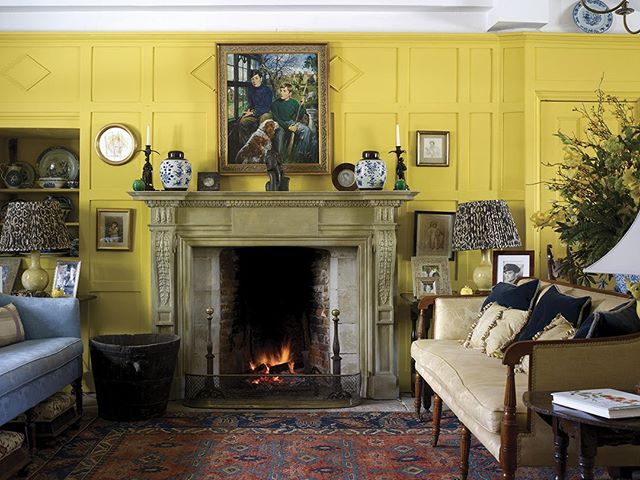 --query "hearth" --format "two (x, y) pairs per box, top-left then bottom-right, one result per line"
(130, 191), (416, 400)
